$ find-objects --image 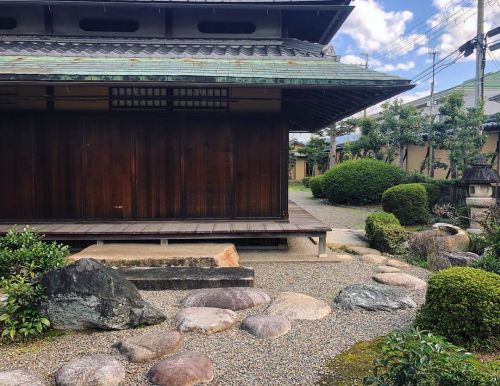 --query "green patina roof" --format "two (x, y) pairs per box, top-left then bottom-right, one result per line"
(0, 54), (409, 86)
